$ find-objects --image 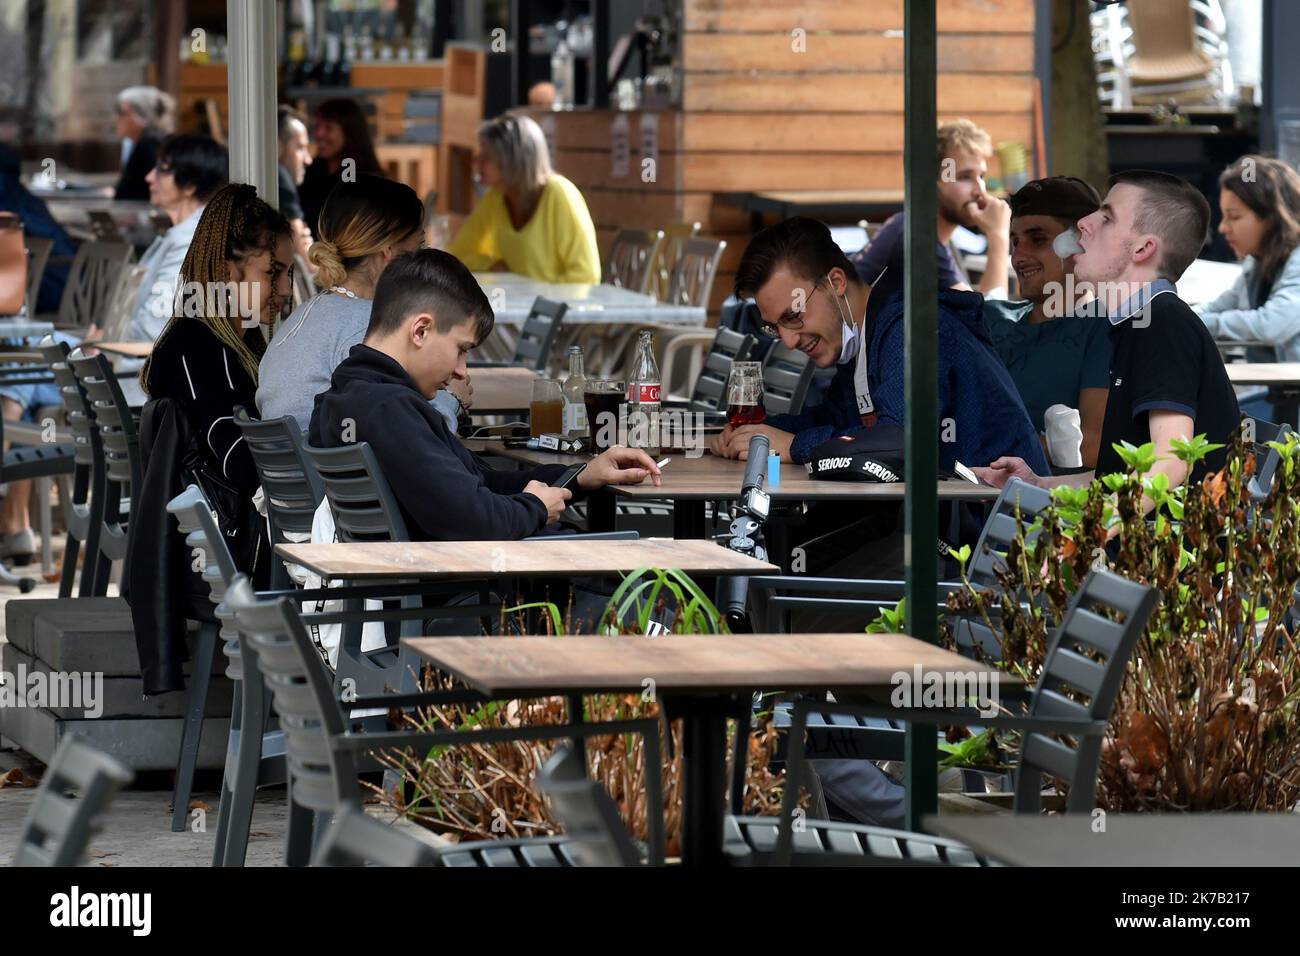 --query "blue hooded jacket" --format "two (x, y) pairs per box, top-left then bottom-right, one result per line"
(768, 285), (1049, 475)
